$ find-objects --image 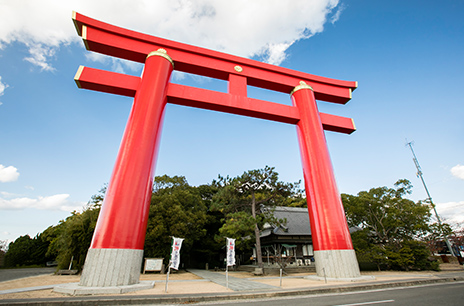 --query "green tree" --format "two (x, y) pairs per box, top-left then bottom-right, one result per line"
(342, 179), (430, 244)
(30, 231), (54, 266)
(4, 235), (35, 267)
(144, 175), (210, 268)
(0, 240), (7, 267)
(424, 221), (454, 255)
(194, 183), (224, 268)
(4, 233), (54, 267)
(211, 166), (299, 269)
(47, 187), (104, 271)
(449, 222), (464, 250)
(342, 179), (436, 271)
(48, 204), (100, 270)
